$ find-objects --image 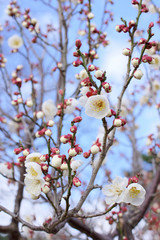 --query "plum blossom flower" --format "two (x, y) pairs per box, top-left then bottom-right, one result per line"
(8, 35), (23, 49)
(123, 183), (146, 206)
(70, 159), (83, 171)
(85, 95), (110, 119)
(150, 54), (160, 69)
(102, 176), (128, 205)
(42, 99), (57, 121)
(79, 69), (89, 81)
(24, 177), (45, 197)
(25, 162), (43, 179)
(25, 152), (42, 164)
